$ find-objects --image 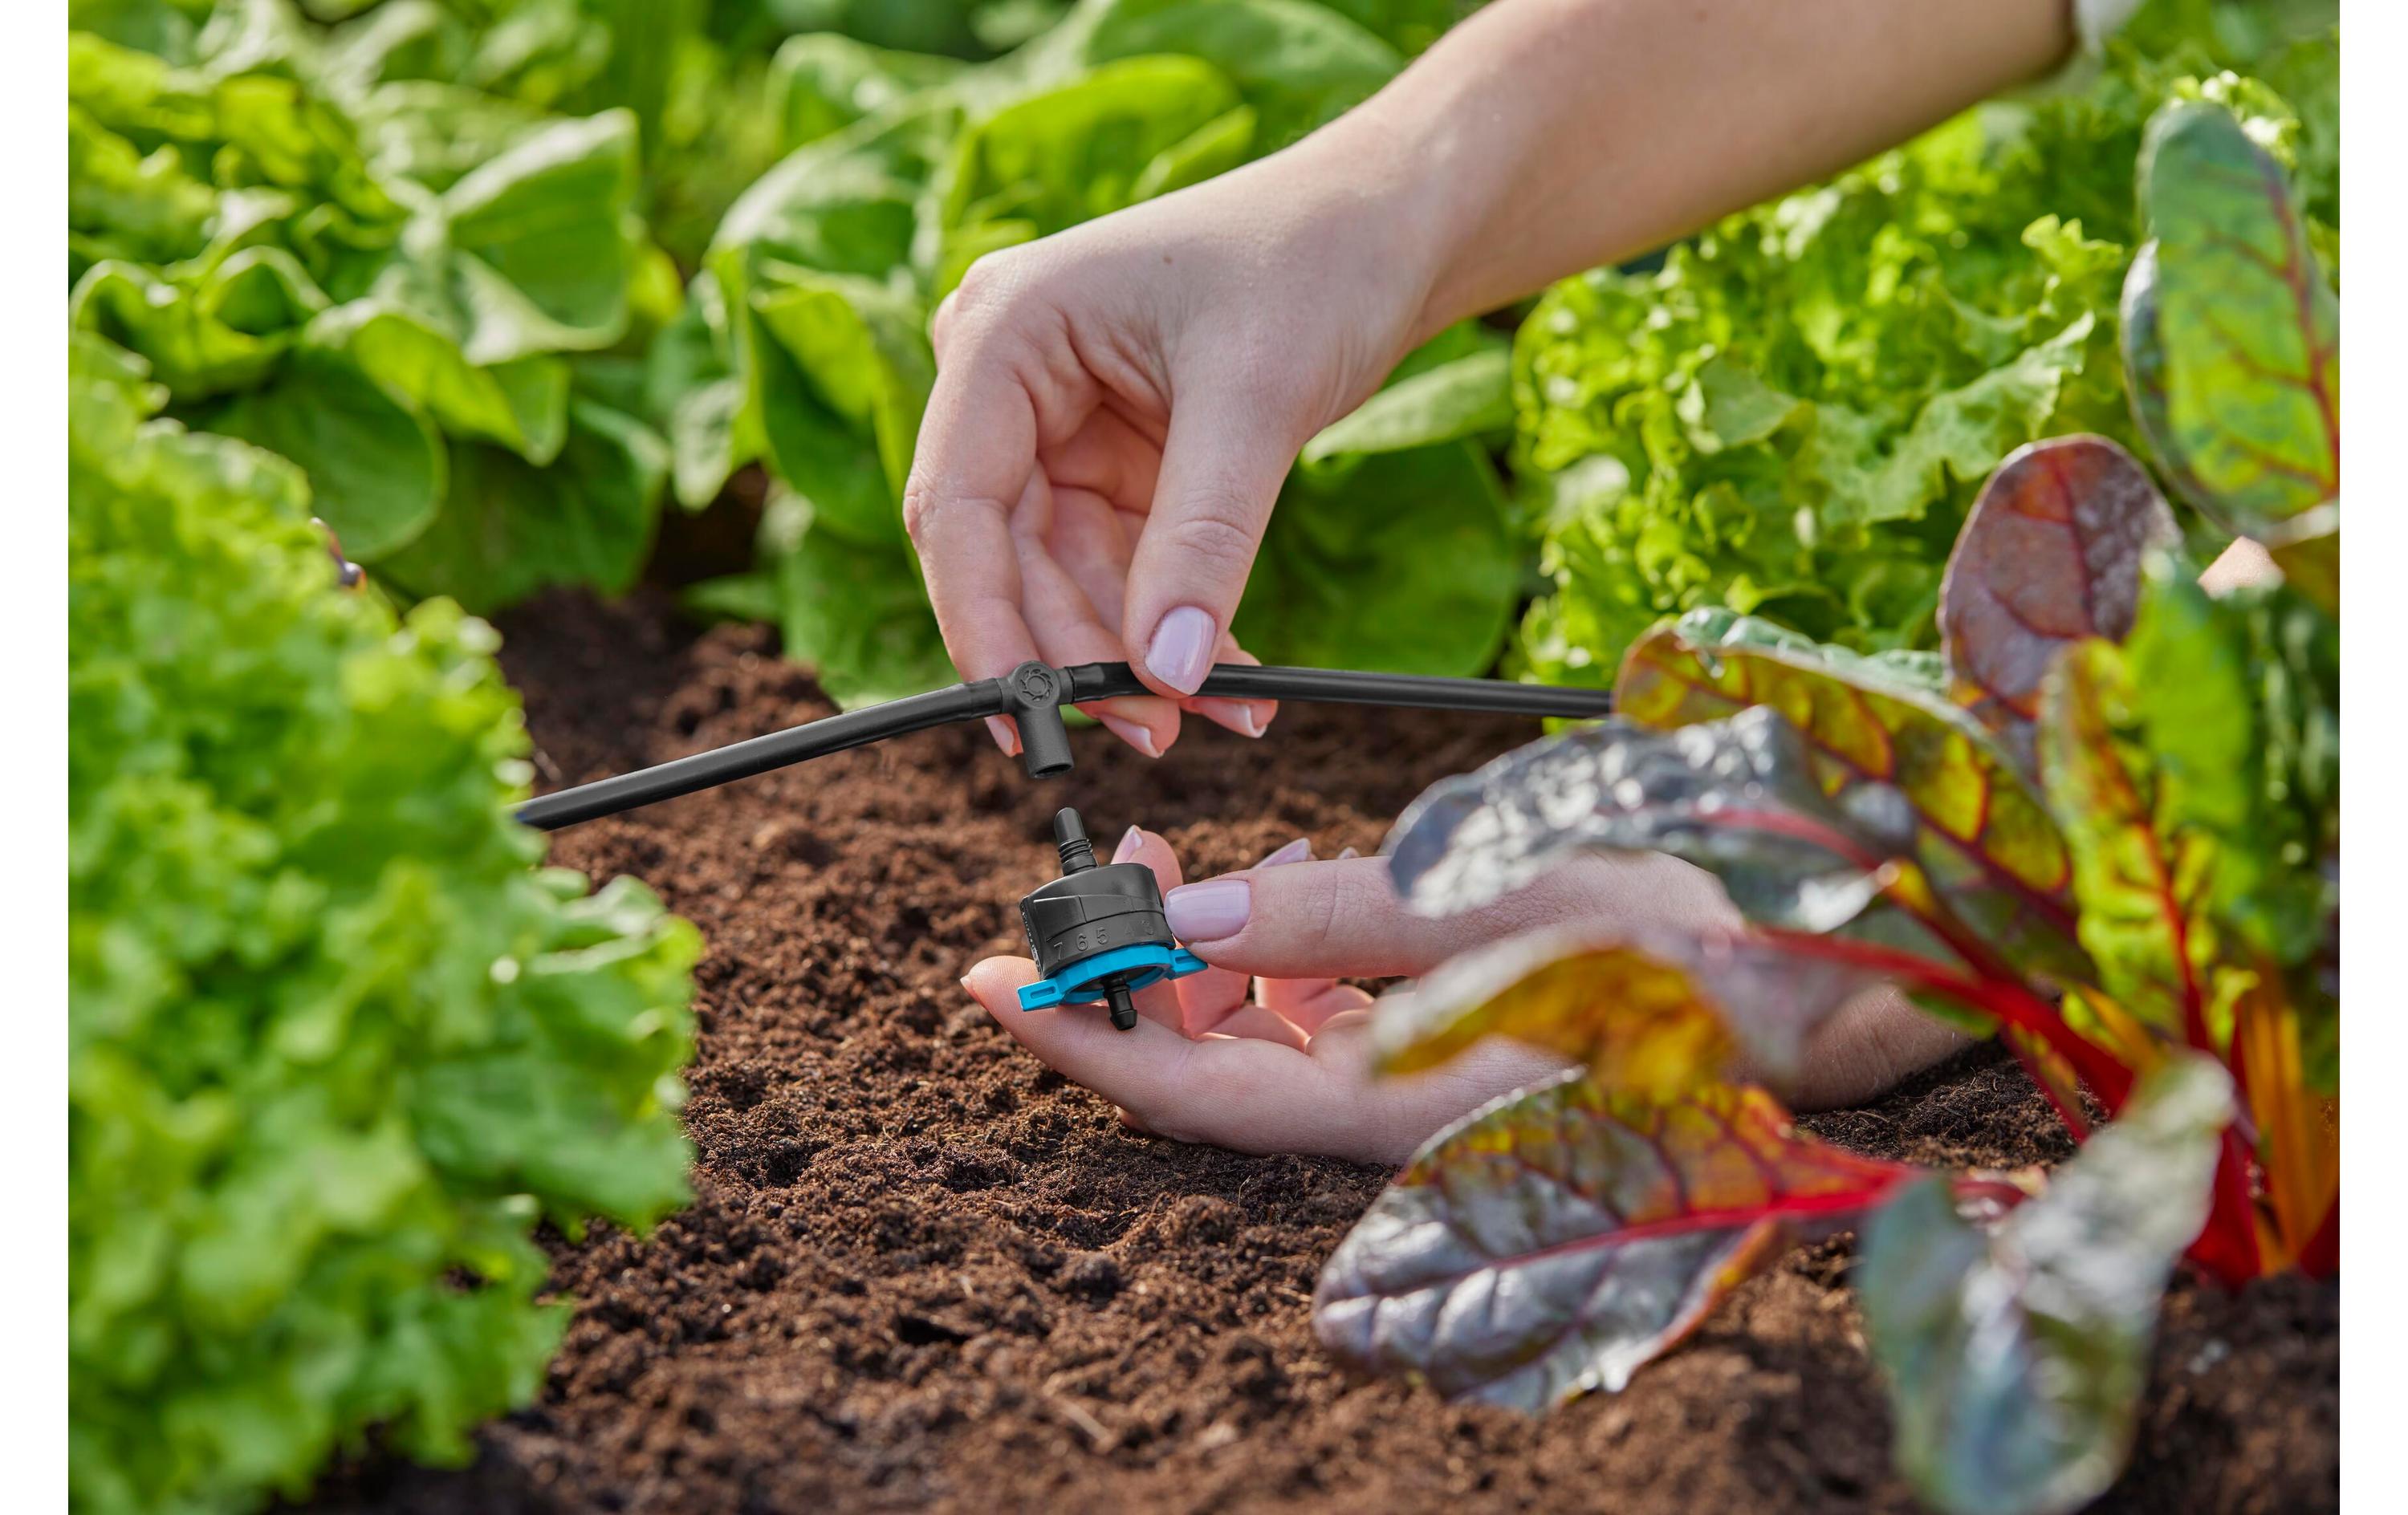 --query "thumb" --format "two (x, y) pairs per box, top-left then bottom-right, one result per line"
(1121, 371), (1300, 697)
